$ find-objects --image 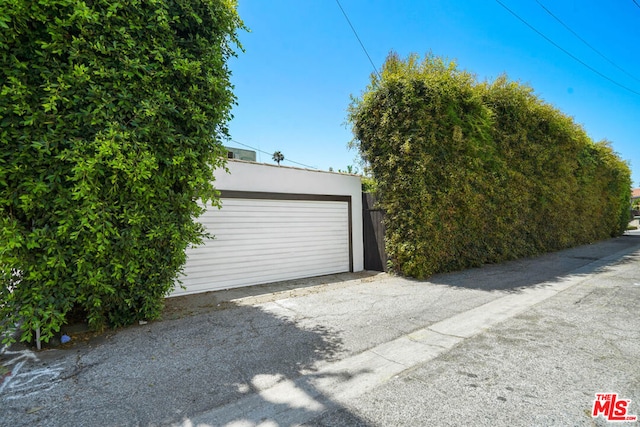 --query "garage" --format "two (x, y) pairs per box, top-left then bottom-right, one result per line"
(170, 160), (363, 296)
